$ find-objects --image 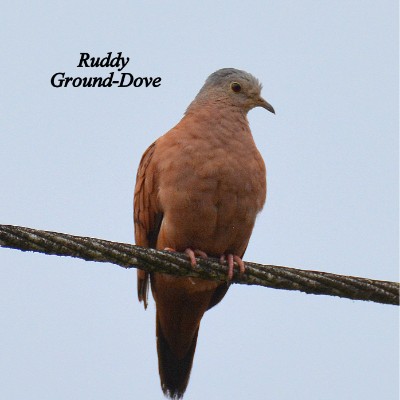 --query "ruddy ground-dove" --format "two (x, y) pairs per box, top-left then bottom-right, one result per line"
(134, 68), (274, 398)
